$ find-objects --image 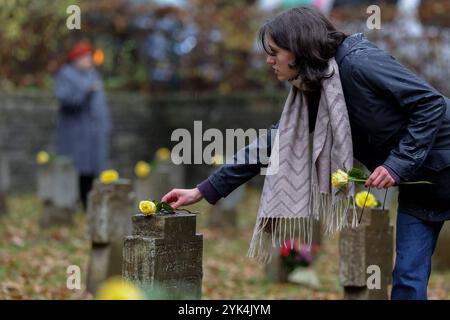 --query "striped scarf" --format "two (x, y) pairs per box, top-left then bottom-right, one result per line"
(248, 58), (358, 264)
